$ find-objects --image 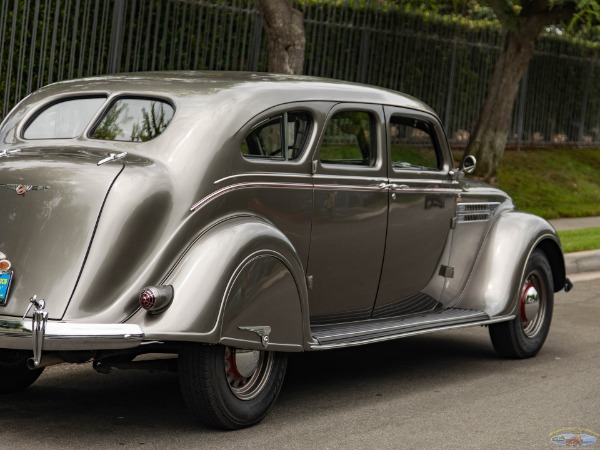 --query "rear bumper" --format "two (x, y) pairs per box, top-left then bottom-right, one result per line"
(0, 317), (144, 356)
